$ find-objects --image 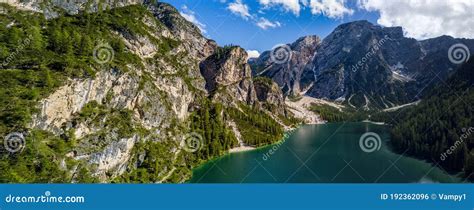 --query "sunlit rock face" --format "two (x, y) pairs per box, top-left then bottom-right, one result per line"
(252, 20), (474, 109)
